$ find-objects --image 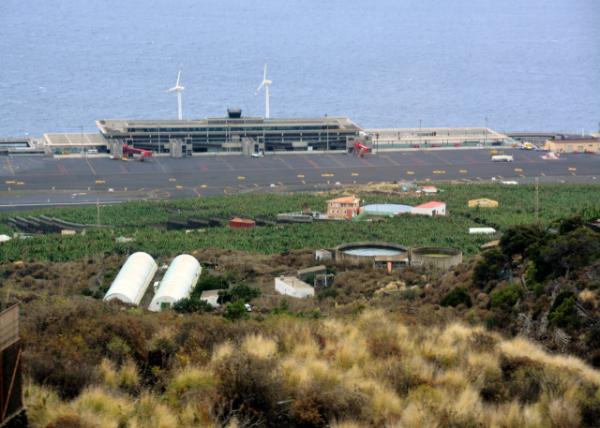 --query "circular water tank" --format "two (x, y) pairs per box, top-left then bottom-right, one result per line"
(104, 252), (157, 306)
(149, 254), (202, 312)
(334, 242), (408, 264)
